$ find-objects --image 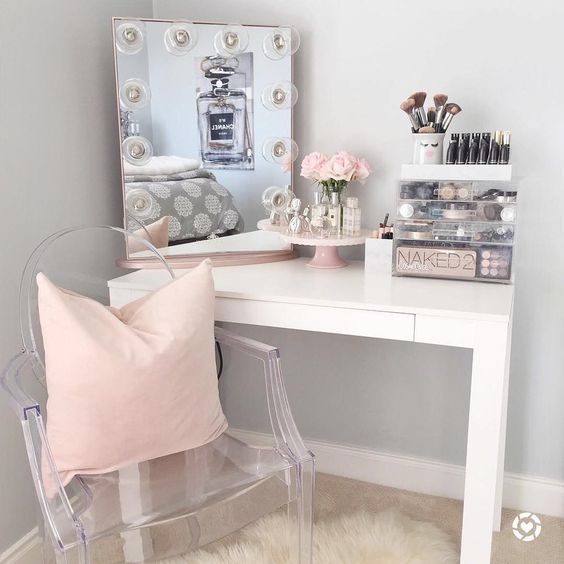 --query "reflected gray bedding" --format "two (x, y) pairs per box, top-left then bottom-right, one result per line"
(125, 169), (243, 242)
